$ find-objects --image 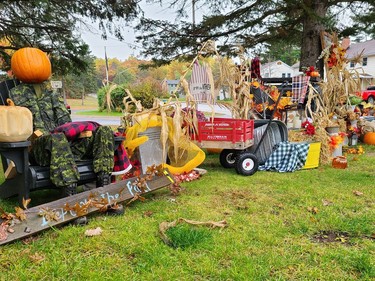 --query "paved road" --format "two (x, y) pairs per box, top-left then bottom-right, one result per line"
(71, 103), (232, 126)
(71, 112), (123, 126)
